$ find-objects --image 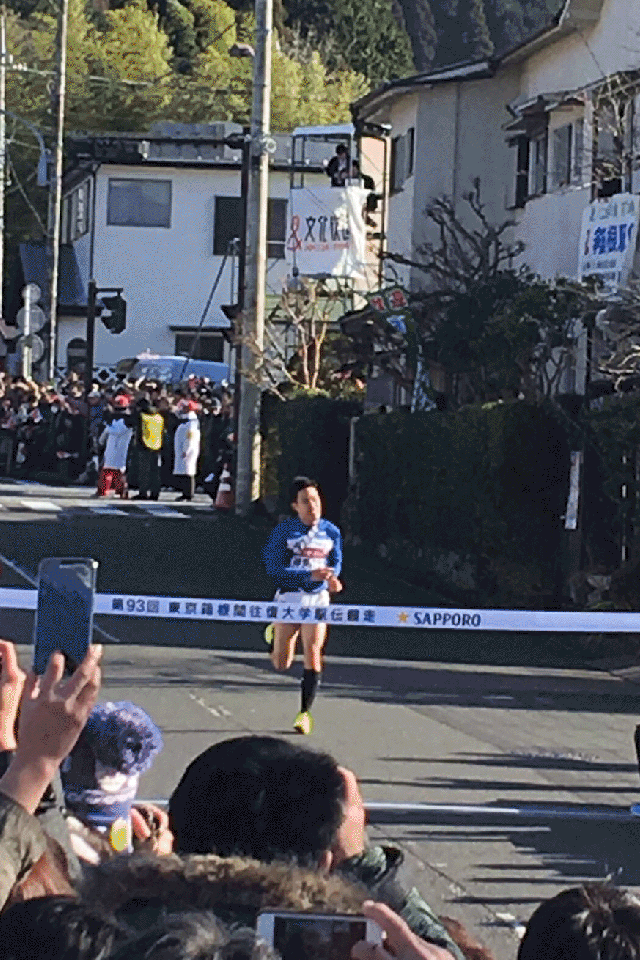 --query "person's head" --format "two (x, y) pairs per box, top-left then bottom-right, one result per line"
(336, 144), (348, 157)
(0, 895), (129, 960)
(168, 736), (349, 867)
(111, 911), (279, 960)
(518, 885), (640, 960)
(61, 700), (163, 852)
(289, 476), (322, 526)
(81, 852), (367, 935)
